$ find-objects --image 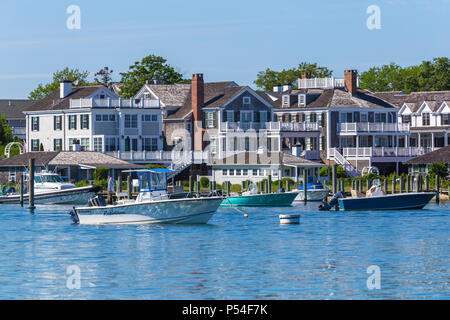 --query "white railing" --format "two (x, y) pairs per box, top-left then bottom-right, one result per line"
(338, 122), (410, 133)
(331, 148), (360, 178)
(220, 121), (319, 132)
(298, 77), (346, 89)
(339, 147), (438, 158)
(70, 98), (160, 109)
(105, 150), (210, 164)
